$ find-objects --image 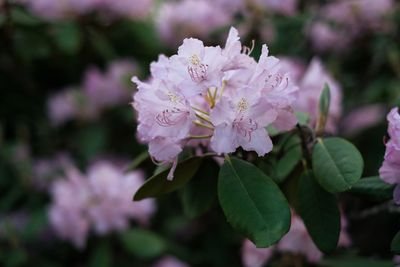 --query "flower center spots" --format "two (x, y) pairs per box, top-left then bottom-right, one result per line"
(167, 91), (180, 104)
(265, 74), (289, 89)
(237, 98), (248, 113)
(233, 116), (258, 142)
(187, 54), (208, 83)
(189, 54), (201, 65)
(156, 107), (189, 127)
